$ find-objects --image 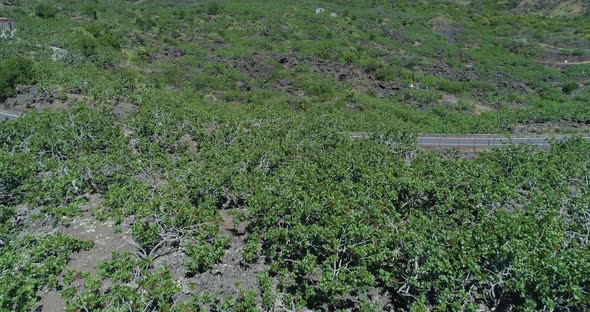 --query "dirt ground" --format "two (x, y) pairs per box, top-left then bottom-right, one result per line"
(27, 192), (271, 310)
(0, 85), (139, 121)
(31, 194), (136, 312)
(153, 209), (270, 305)
(0, 85), (65, 112)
